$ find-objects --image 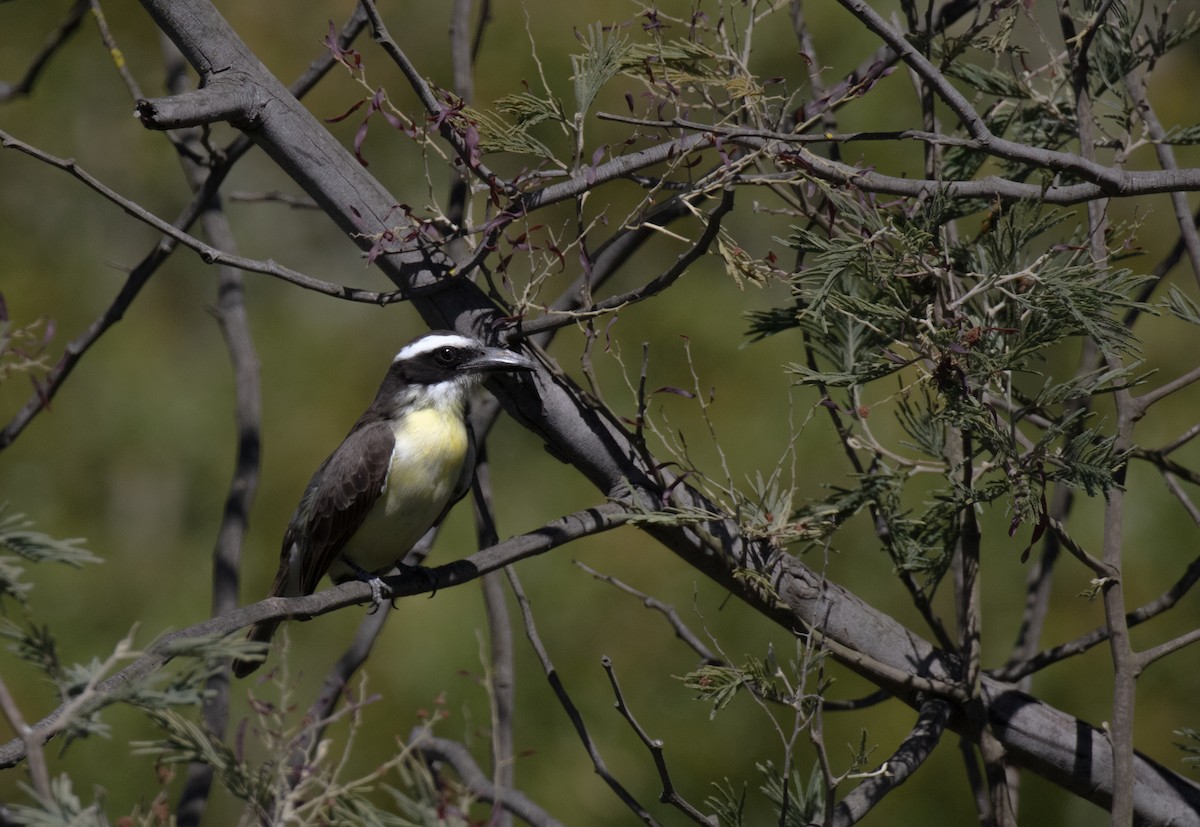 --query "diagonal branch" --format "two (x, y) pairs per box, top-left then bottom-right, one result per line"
(0, 503), (631, 770)
(0, 7), (370, 453)
(0, 130), (411, 306)
(358, 0), (513, 196)
(602, 657), (716, 825)
(828, 699), (952, 826)
(507, 569), (661, 825)
(471, 449), (517, 827)
(514, 188), (734, 338)
(833, 0), (1124, 191)
(0, 0), (87, 102)
(414, 735), (564, 827)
